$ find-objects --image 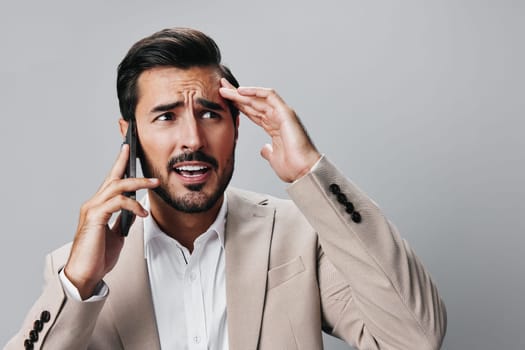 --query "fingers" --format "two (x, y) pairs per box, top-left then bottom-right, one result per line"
(220, 82), (285, 130)
(81, 193), (139, 220)
(94, 194), (149, 222)
(95, 143), (131, 195)
(89, 177), (159, 210)
(221, 77), (282, 99)
(94, 144), (159, 201)
(110, 212), (134, 238)
(106, 143), (130, 183)
(236, 86), (283, 103)
(78, 188), (153, 237)
(233, 103), (265, 127)
(81, 143), (159, 224)
(220, 79), (283, 113)
(260, 143), (273, 162)
(106, 194), (149, 218)
(220, 77), (236, 89)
